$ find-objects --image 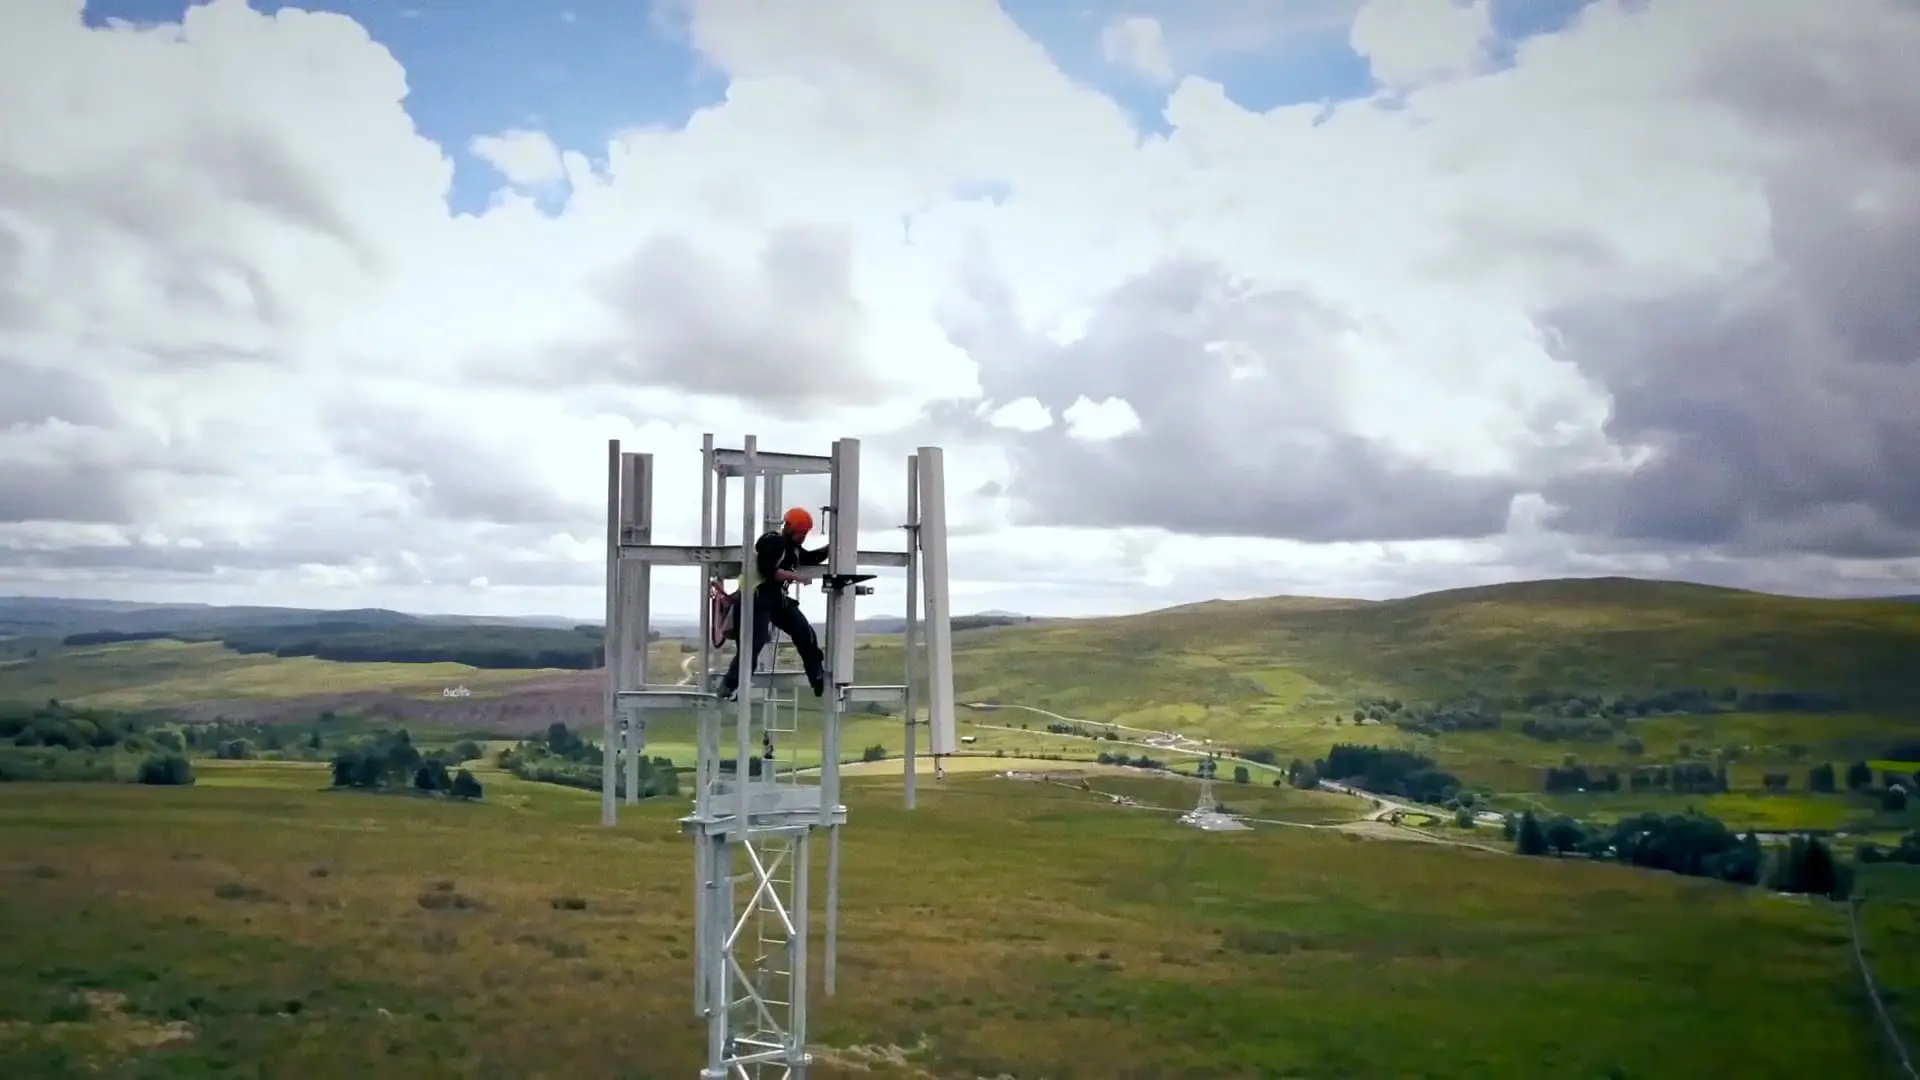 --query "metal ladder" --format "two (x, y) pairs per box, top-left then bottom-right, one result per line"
(739, 624), (803, 1079)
